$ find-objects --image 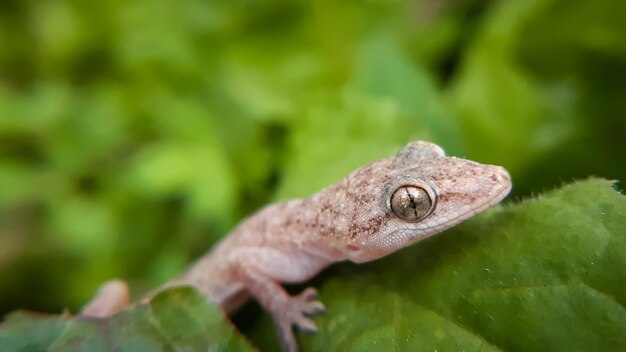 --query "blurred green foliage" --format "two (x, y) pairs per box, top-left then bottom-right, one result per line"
(0, 0), (624, 342)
